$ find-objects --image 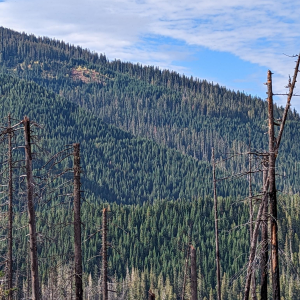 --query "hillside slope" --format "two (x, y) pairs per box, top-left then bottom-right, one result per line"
(1, 27), (300, 193)
(0, 73), (251, 204)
